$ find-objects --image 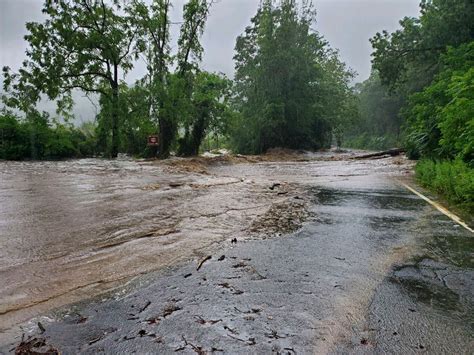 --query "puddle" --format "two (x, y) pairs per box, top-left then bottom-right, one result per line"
(426, 234), (474, 269)
(391, 269), (462, 312)
(314, 188), (425, 211)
